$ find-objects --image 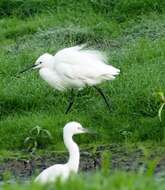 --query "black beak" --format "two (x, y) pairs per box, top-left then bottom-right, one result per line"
(18, 64), (36, 74)
(82, 128), (95, 134)
(82, 128), (89, 133)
